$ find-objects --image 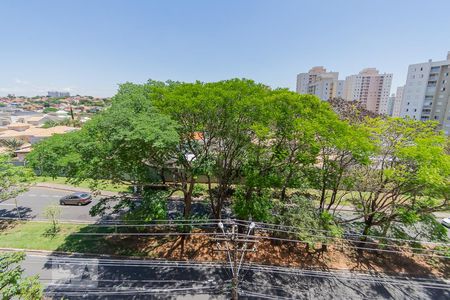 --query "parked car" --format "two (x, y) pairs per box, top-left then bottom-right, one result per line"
(59, 192), (92, 206)
(441, 217), (450, 228)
